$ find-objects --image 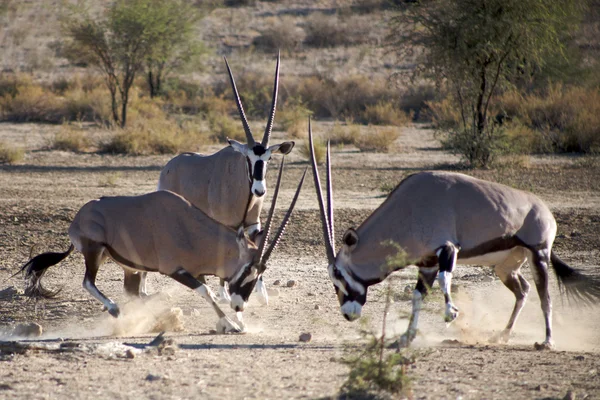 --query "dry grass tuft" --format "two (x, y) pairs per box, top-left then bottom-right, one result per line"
(207, 112), (245, 143)
(300, 135), (326, 164)
(355, 127), (400, 152)
(328, 120), (360, 146)
(362, 101), (411, 126)
(53, 123), (92, 152)
(0, 141), (24, 164)
(303, 13), (370, 48)
(278, 98), (312, 138)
